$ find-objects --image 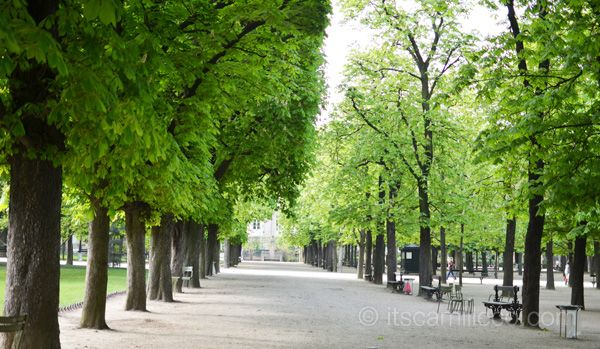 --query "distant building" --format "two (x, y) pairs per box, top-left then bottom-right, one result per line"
(245, 212), (283, 261)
